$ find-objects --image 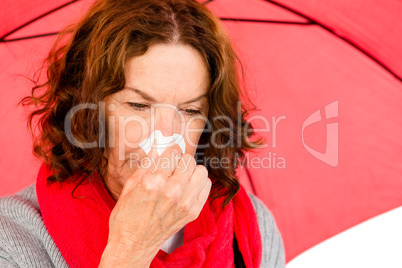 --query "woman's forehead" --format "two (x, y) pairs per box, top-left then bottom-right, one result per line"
(124, 44), (210, 102)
